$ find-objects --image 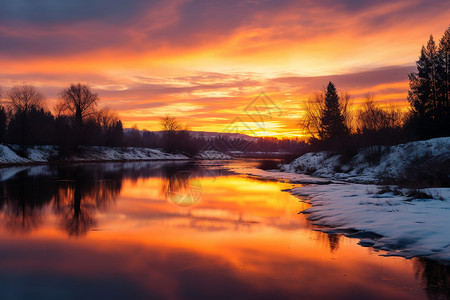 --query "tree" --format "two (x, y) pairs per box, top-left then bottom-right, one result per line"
(161, 115), (182, 133)
(95, 108), (123, 146)
(299, 92), (325, 139)
(6, 85), (48, 150)
(438, 26), (450, 111)
(7, 85), (45, 114)
(58, 83), (99, 145)
(0, 106), (6, 143)
(160, 115), (198, 155)
(0, 88), (6, 143)
(58, 83), (98, 125)
(320, 82), (348, 141)
(408, 31), (450, 138)
(300, 85), (352, 143)
(408, 36), (440, 119)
